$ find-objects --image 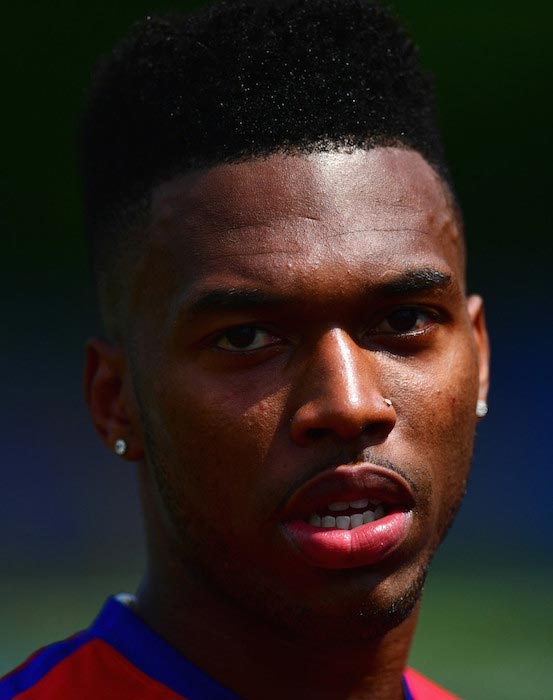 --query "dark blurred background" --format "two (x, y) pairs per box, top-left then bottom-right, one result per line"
(2, 1), (552, 697)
